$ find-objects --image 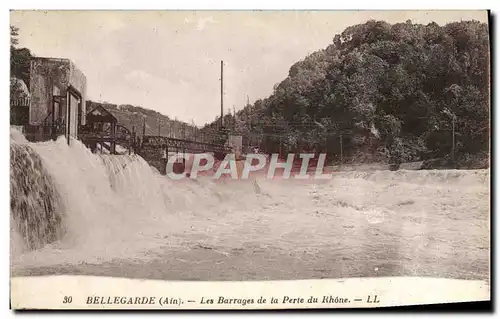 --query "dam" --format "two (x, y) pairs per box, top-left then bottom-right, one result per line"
(9, 56), (489, 284)
(10, 126), (490, 282)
